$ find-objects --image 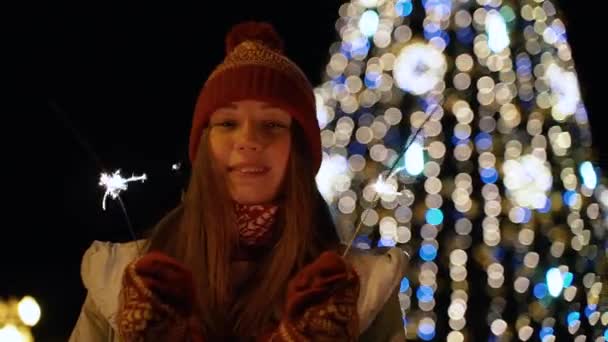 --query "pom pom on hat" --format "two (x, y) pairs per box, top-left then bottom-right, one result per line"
(225, 21), (284, 54)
